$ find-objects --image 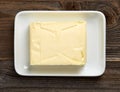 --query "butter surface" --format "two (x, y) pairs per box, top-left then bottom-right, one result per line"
(30, 21), (86, 65)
